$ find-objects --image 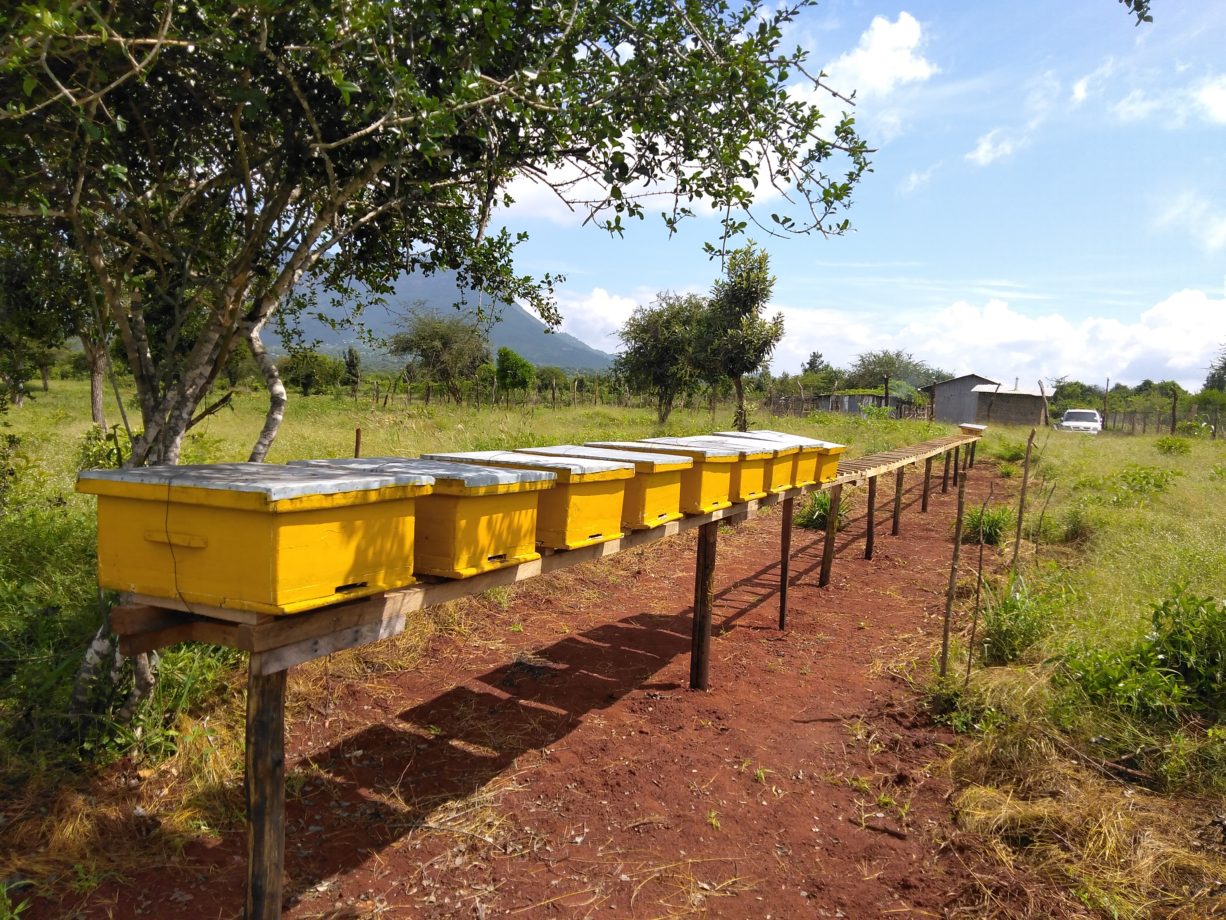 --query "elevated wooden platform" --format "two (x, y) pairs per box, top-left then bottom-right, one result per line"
(107, 429), (982, 920)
